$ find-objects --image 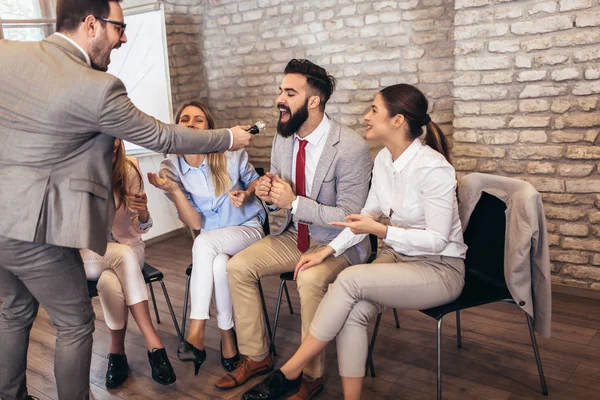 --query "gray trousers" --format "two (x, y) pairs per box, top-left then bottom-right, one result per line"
(309, 249), (465, 378)
(0, 236), (95, 400)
